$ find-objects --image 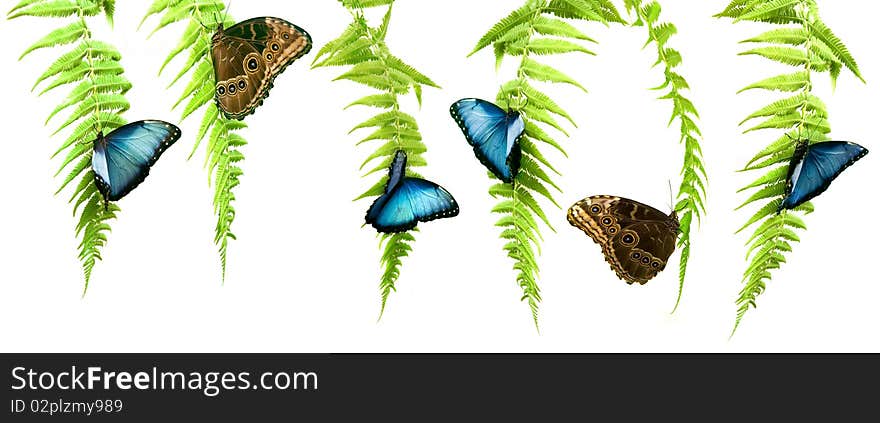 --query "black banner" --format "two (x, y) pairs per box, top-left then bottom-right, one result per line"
(2, 354), (877, 420)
